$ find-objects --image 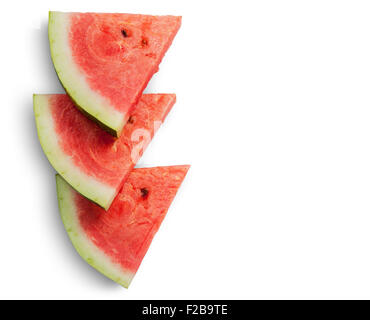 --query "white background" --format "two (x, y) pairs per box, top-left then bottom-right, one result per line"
(2, 0), (370, 299)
